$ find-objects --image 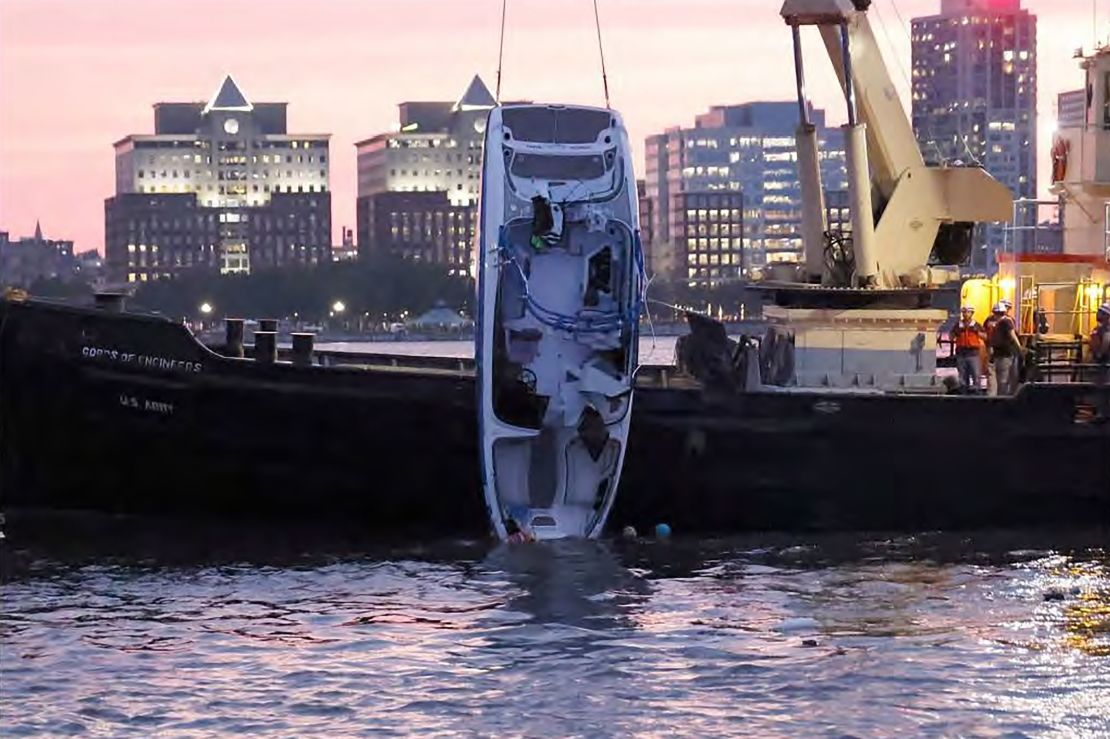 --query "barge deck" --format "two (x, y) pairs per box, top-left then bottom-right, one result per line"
(1, 298), (1107, 535)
